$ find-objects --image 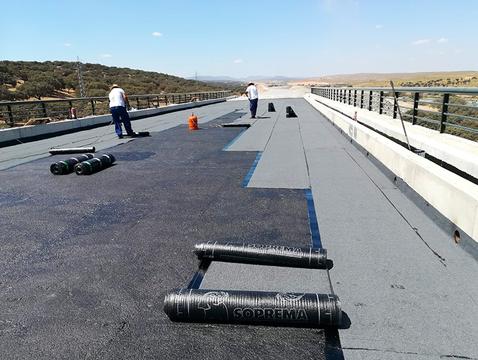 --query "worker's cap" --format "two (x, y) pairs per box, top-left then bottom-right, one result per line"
(248, 82), (254, 86)
(110, 84), (120, 90)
